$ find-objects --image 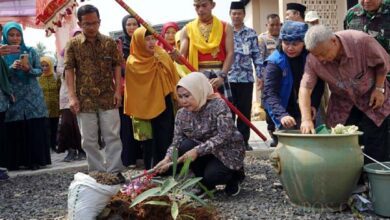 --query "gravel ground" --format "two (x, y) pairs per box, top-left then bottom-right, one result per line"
(0, 156), (386, 220)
